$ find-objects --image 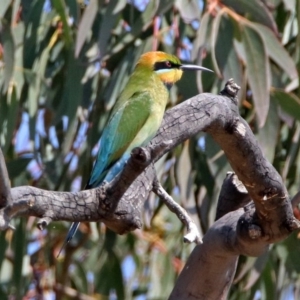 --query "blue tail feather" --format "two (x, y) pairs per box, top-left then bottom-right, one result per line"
(58, 153), (130, 258)
(57, 222), (80, 257)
